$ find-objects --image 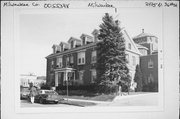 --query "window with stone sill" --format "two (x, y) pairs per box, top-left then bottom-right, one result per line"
(126, 54), (129, 63)
(91, 70), (96, 83)
(70, 55), (74, 64)
(128, 43), (131, 50)
(132, 56), (136, 66)
(79, 71), (84, 80)
(56, 57), (62, 68)
(66, 56), (70, 67)
(91, 50), (97, 63)
(77, 52), (85, 65)
(148, 74), (154, 83)
(51, 60), (54, 69)
(148, 59), (153, 68)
